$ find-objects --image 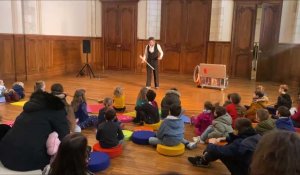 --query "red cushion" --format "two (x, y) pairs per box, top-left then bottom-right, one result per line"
(92, 143), (122, 158)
